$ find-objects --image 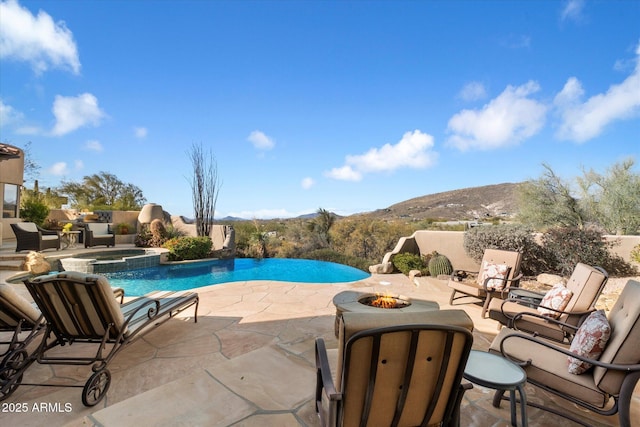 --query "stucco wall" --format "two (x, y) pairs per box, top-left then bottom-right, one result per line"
(381, 230), (640, 273)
